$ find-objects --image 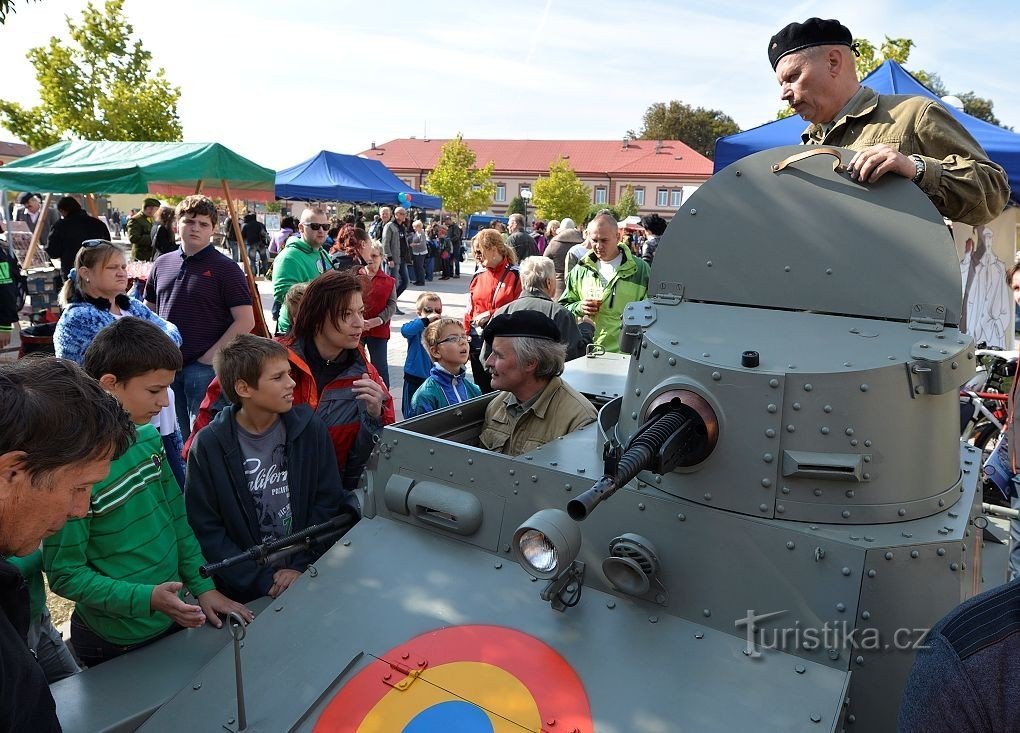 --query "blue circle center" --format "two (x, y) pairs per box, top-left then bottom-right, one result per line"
(403, 700), (494, 732)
